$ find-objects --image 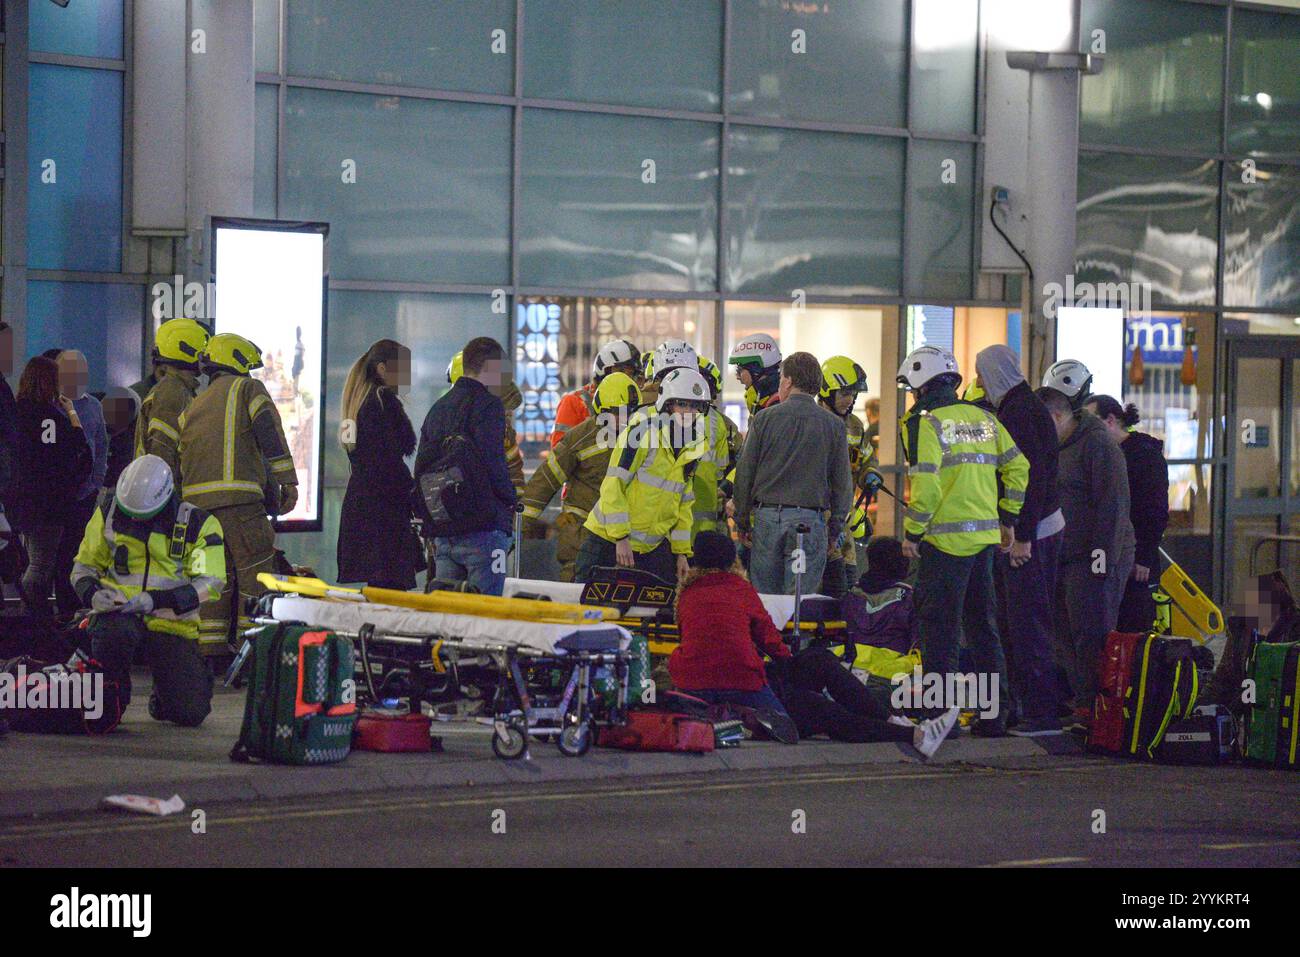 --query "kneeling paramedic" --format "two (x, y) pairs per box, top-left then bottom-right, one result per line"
(71, 455), (226, 727)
